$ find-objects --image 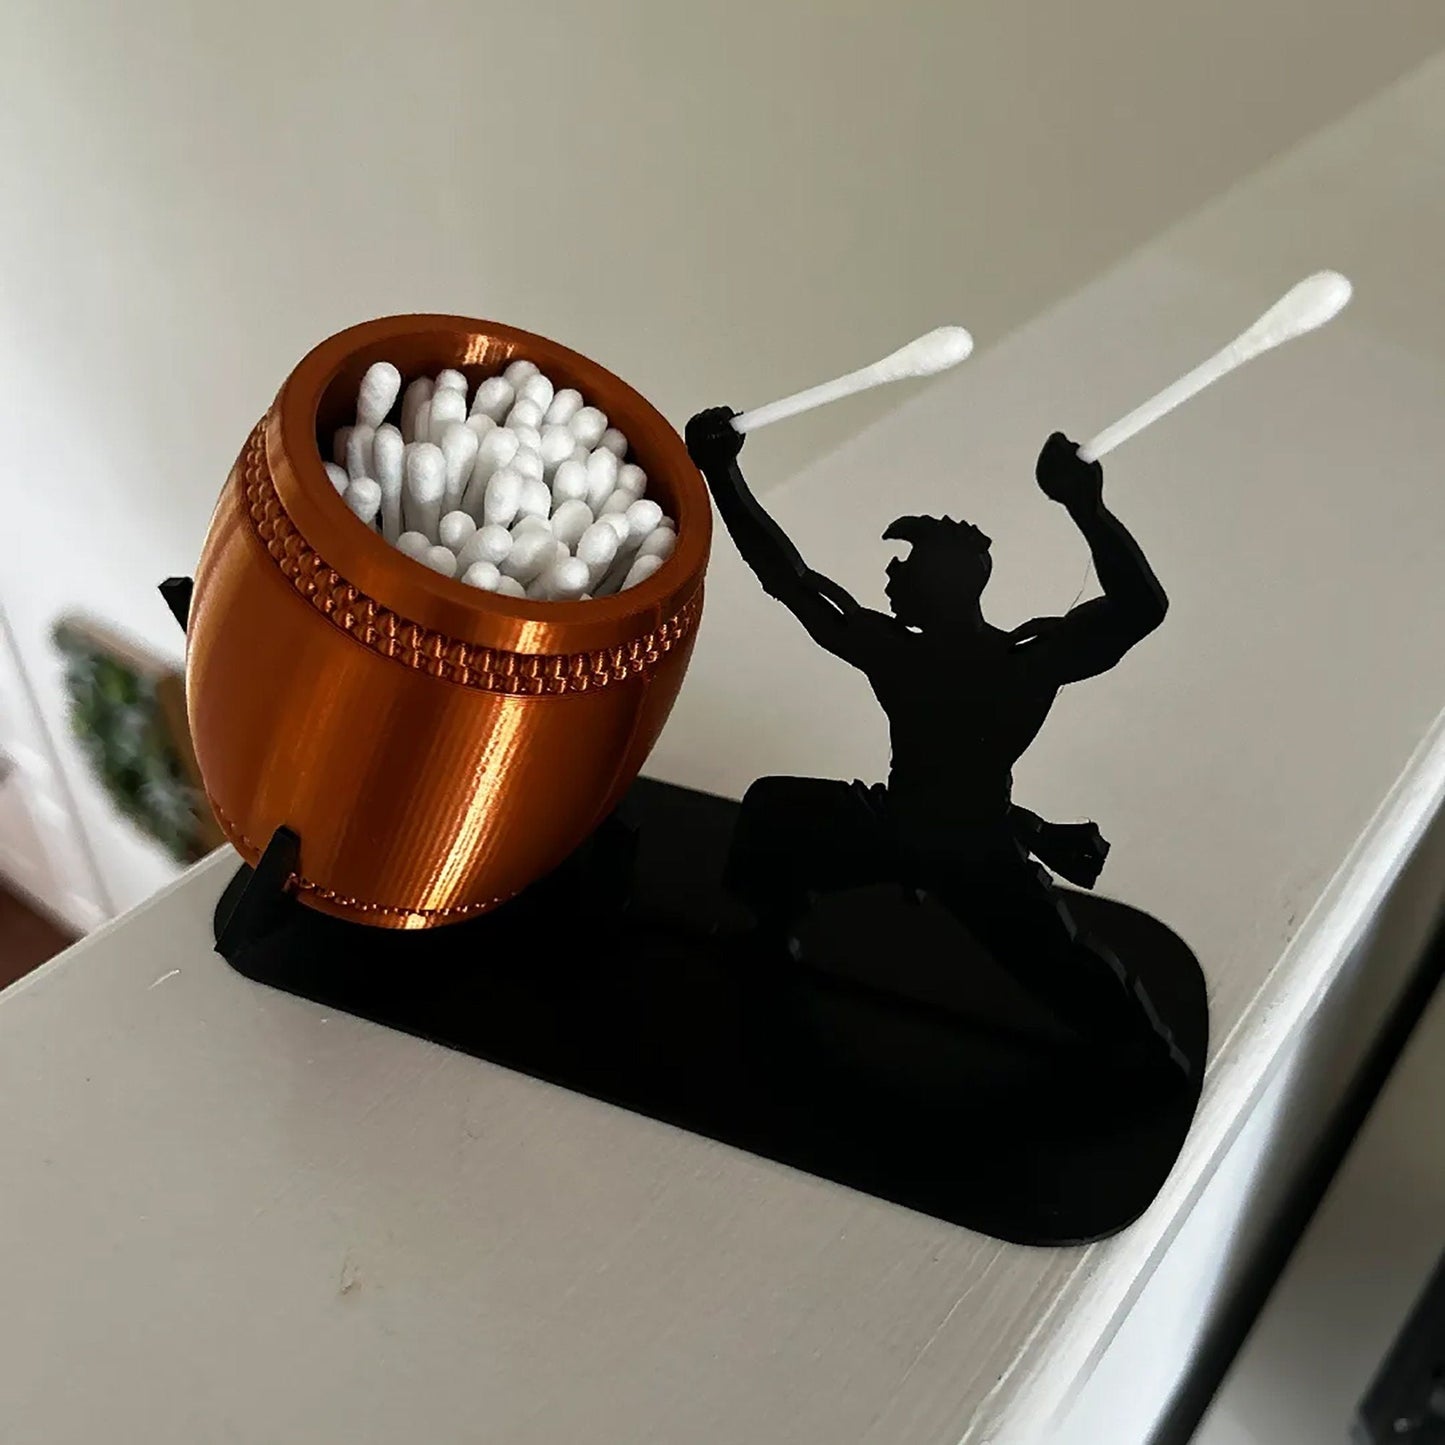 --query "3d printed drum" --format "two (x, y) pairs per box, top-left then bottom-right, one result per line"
(187, 315), (710, 927)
